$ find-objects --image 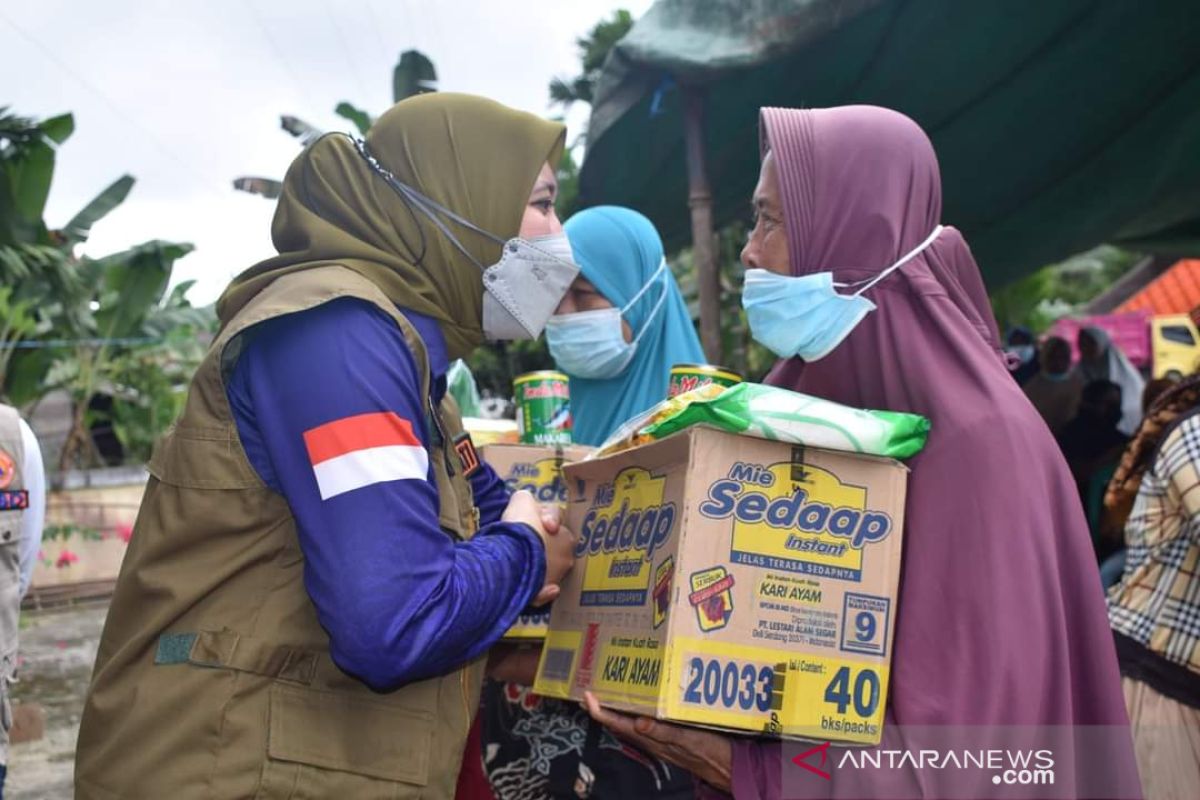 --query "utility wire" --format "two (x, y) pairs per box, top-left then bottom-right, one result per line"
(323, 0), (372, 102)
(0, 336), (165, 351)
(364, 0), (395, 69)
(0, 8), (230, 201)
(244, 0), (317, 113)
